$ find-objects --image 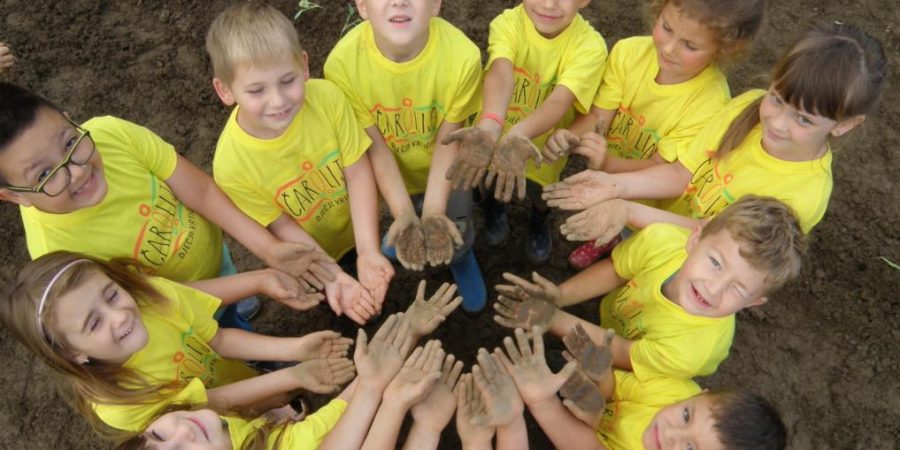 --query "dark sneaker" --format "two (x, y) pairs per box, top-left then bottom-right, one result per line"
(236, 296), (262, 322)
(450, 250), (487, 313)
(483, 199), (510, 247)
(526, 210), (552, 264)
